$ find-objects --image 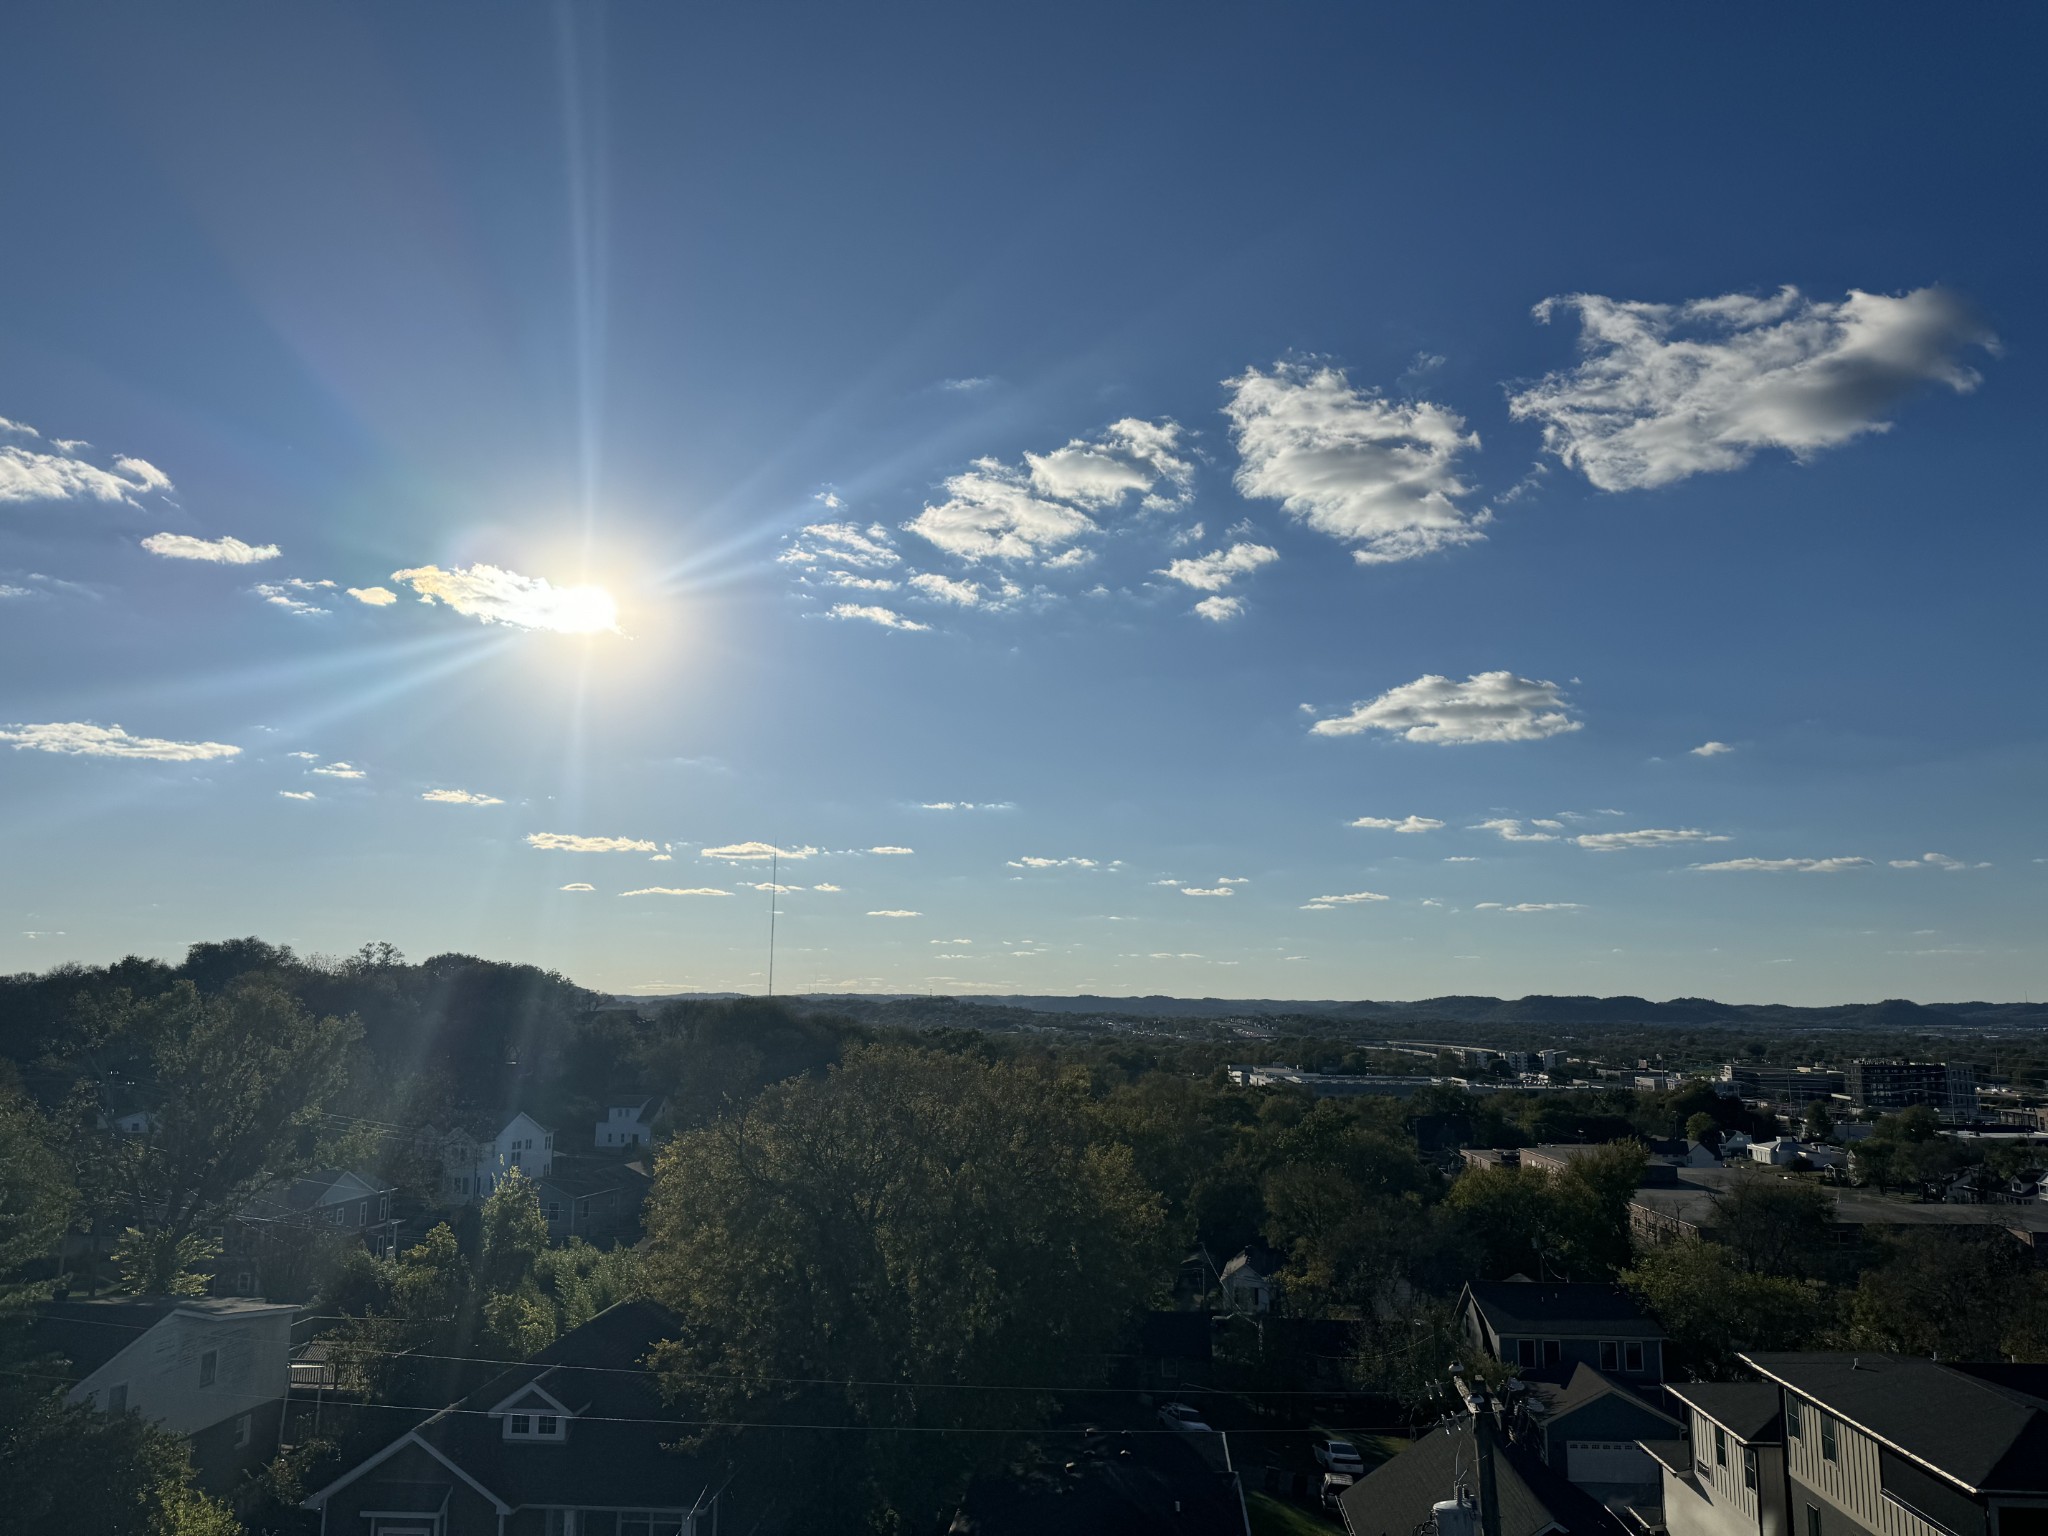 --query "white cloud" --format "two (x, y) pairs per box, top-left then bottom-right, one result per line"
(0, 721), (240, 761)
(1181, 886), (1236, 897)
(1192, 595), (1244, 623)
(825, 572), (899, 591)
(253, 579), (333, 616)
(867, 846), (915, 856)
(700, 841), (819, 861)
(1692, 740), (1734, 757)
(812, 882), (842, 892)
(867, 909), (923, 918)
(906, 419), (1188, 564)
(1692, 856), (1871, 873)
(920, 800), (1015, 812)
(310, 761), (365, 779)
(1159, 542), (1279, 592)
(560, 883), (596, 892)
(1008, 856), (1098, 869)
(931, 938), (973, 945)
(1301, 890), (1391, 910)
(1509, 286), (1996, 492)
(348, 586), (398, 607)
(781, 521), (901, 571)
(746, 881), (802, 893)
(1351, 815), (1444, 833)
(1218, 876), (1249, 884)
(649, 853), (672, 861)
(113, 456), (172, 492)
(942, 377), (993, 392)
(621, 886), (730, 897)
(1443, 855), (1479, 862)
(141, 533), (279, 564)
(1575, 827), (1730, 851)
(391, 563), (618, 634)
(908, 572), (984, 606)
(1476, 902), (1585, 912)
(278, 790), (316, 800)
(422, 789), (503, 805)
(1889, 852), (1980, 871)
(1472, 818), (1558, 843)
(0, 426), (174, 505)
(1224, 362), (1485, 564)
(828, 603), (930, 631)
(527, 832), (659, 853)
(1312, 672), (1581, 744)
